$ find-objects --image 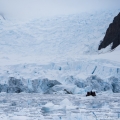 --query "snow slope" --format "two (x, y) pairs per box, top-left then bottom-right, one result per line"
(0, 10), (120, 57)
